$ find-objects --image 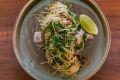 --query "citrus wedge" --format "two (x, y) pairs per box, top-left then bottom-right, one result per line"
(79, 15), (98, 35)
